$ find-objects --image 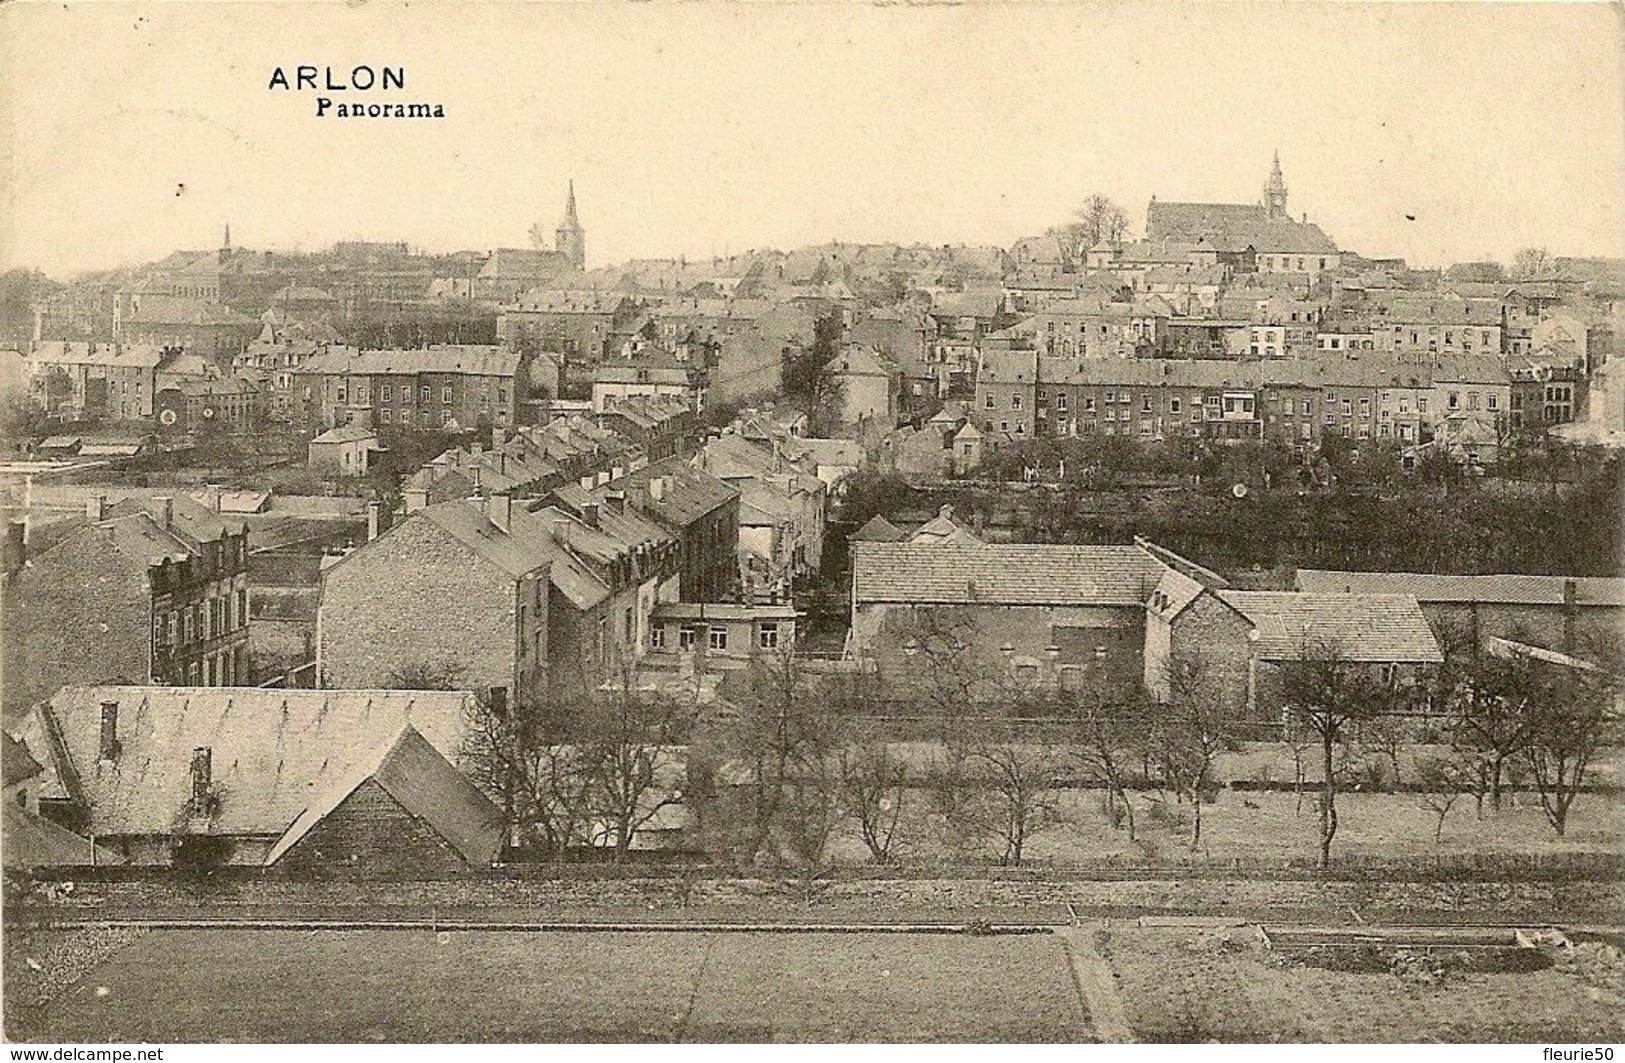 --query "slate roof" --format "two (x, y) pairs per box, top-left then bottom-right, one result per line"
(3, 732), (43, 786)
(18, 687), (475, 840)
(1214, 591), (1443, 662)
(1145, 202), (1339, 254)
(852, 542), (1166, 606)
(1146, 566), (1209, 623)
(27, 342), (166, 369)
(849, 514), (906, 543)
(1295, 570), (1625, 608)
(297, 345), (519, 378)
(2, 803), (125, 869)
(409, 499), (608, 610)
(264, 724), (504, 867)
(605, 456), (738, 529)
(309, 424), (379, 445)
